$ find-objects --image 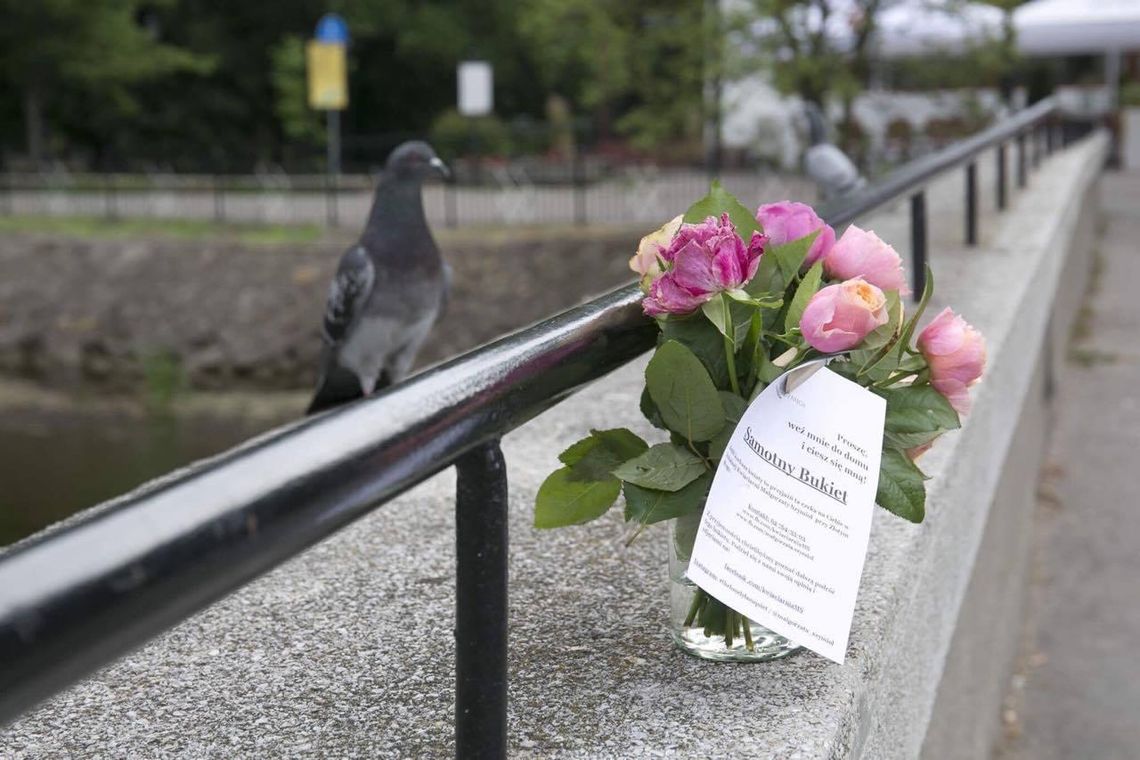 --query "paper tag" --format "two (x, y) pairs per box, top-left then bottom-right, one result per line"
(686, 365), (885, 663)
